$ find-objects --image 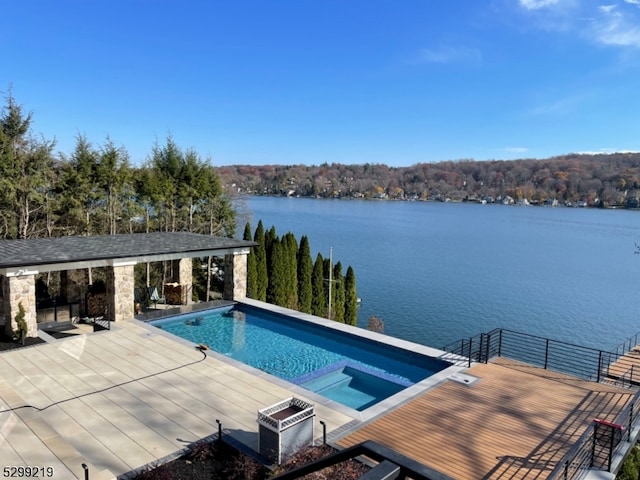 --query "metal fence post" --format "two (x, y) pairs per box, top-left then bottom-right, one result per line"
(608, 425), (615, 472)
(468, 337), (473, 368)
(629, 401), (634, 441)
(544, 339), (550, 370)
(597, 351), (602, 383)
(485, 332), (491, 363)
(591, 423), (597, 467)
(319, 420), (326, 446)
(216, 419), (222, 443)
